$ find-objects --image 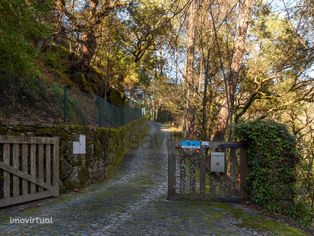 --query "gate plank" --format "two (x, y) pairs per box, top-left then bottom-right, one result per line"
(190, 158), (196, 193)
(22, 144), (28, 195)
(199, 149), (205, 195)
(38, 144), (44, 192)
(52, 138), (59, 196)
(230, 148), (237, 195)
(46, 145), (51, 186)
(0, 190), (54, 208)
(179, 156), (186, 193)
(3, 144), (10, 199)
(0, 136), (55, 144)
(0, 163), (51, 190)
(222, 149), (229, 197)
(209, 151), (216, 197)
(12, 144), (19, 197)
(30, 144), (36, 193)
